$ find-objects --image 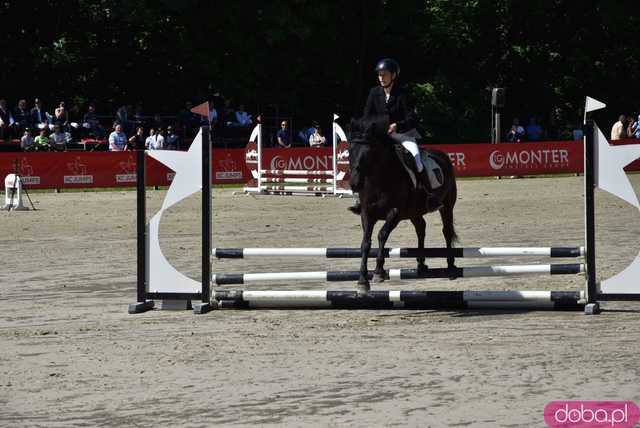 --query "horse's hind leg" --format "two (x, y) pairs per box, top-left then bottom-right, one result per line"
(411, 216), (428, 273)
(373, 208), (400, 283)
(357, 214), (375, 292)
